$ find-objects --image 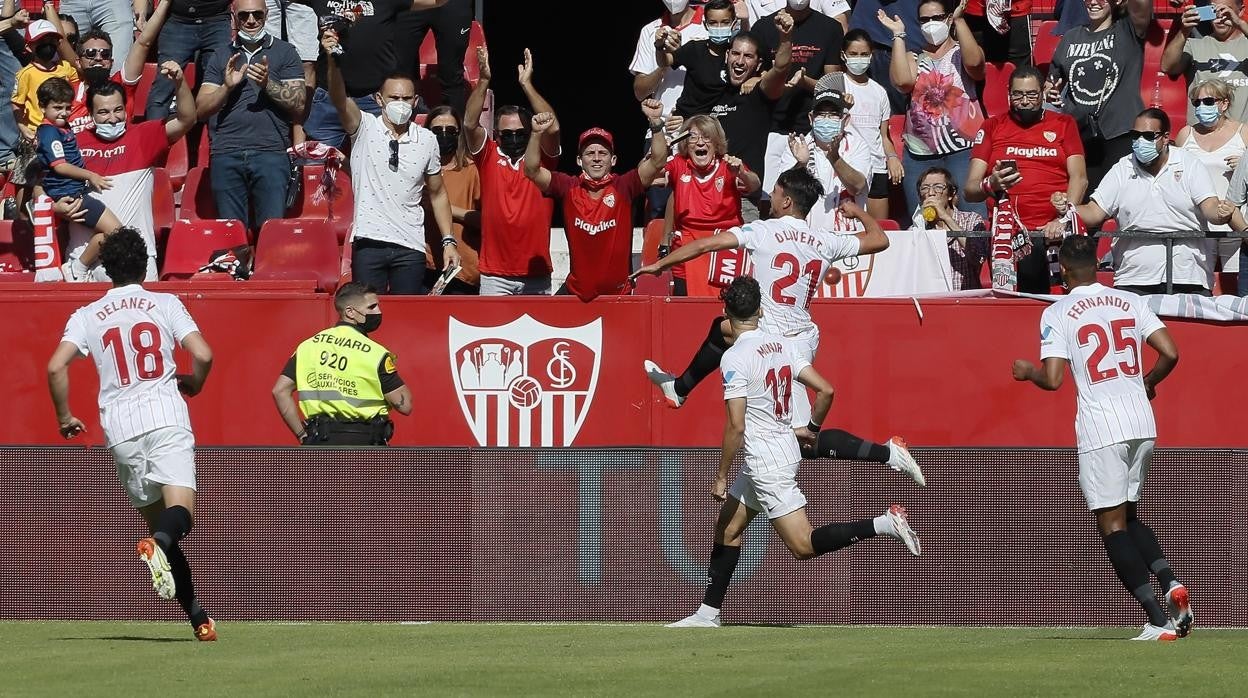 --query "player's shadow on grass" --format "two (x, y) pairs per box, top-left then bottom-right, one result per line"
(723, 623), (797, 628)
(1039, 635), (1126, 641)
(56, 636), (193, 643)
